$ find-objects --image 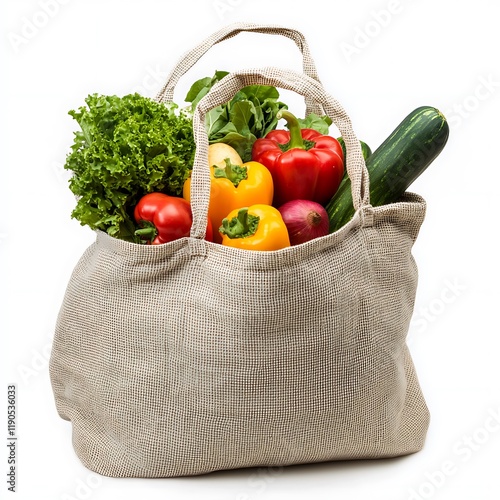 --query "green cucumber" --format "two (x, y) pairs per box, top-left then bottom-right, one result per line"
(337, 137), (372, 165)
(327, 106), (449, 232)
